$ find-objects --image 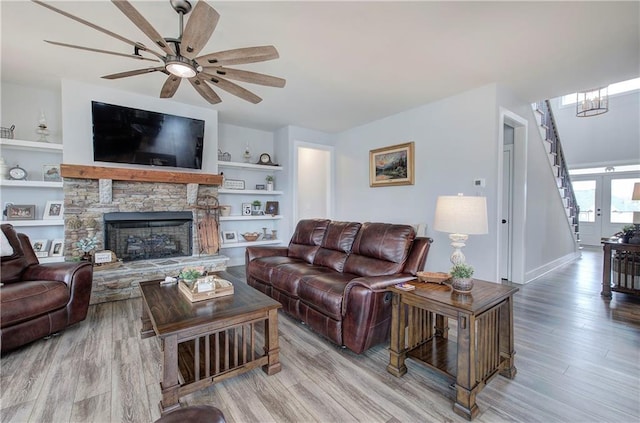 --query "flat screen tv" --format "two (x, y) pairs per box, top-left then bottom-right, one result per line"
(91, 101), (205, 169)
